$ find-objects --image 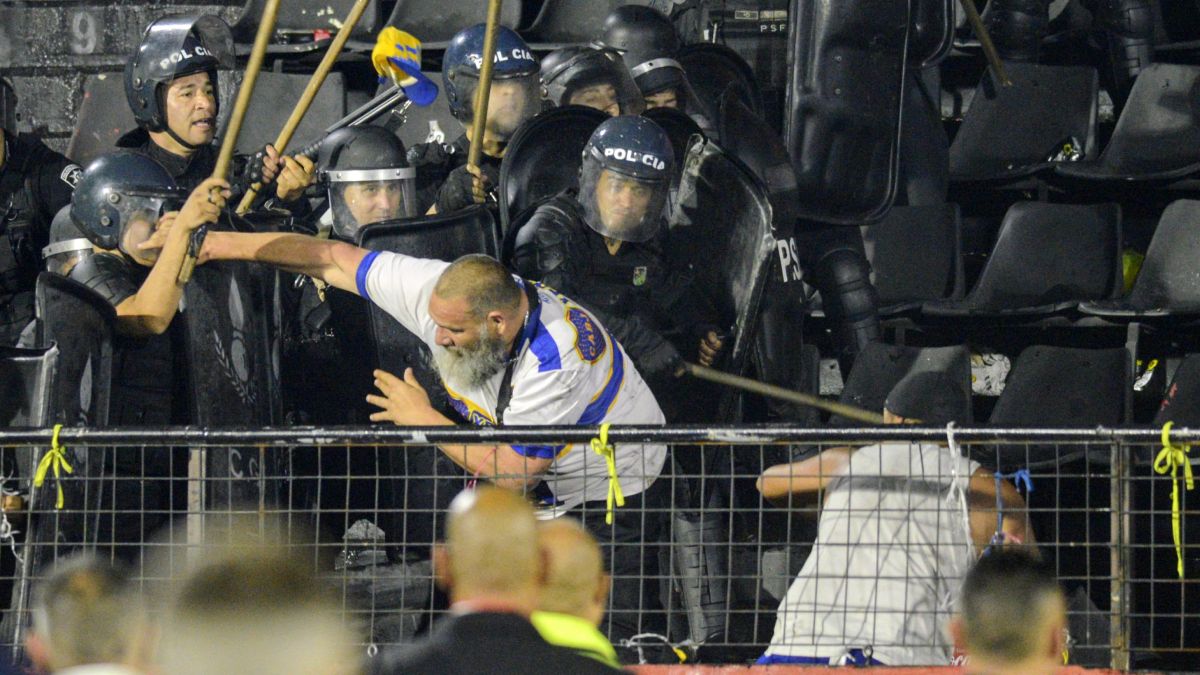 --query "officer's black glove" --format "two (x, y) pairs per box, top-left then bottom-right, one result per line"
(639, 339), (685, 379)
(406, 142), (450, 167)
(435, 162), (499, 214)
